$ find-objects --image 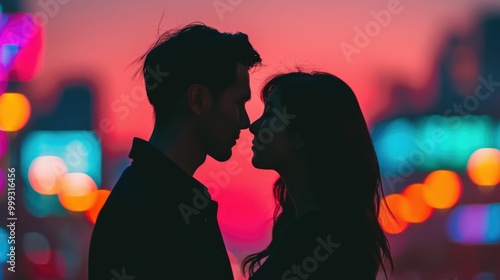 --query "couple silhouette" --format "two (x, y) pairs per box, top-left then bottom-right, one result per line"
(88, 22), (394, 280)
